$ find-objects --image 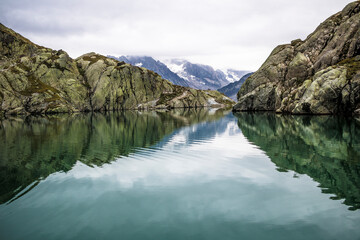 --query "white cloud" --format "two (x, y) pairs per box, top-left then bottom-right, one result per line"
(0, 0), (354, 70)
